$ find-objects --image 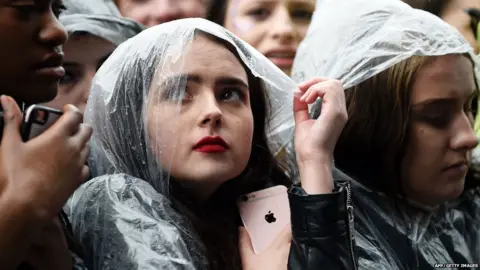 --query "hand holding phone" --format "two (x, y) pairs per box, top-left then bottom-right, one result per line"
(0, 96), (92, 222)
(239, 226), (291, 270)
(21, 105), (63, 141)
(237, 185), (291, 254)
